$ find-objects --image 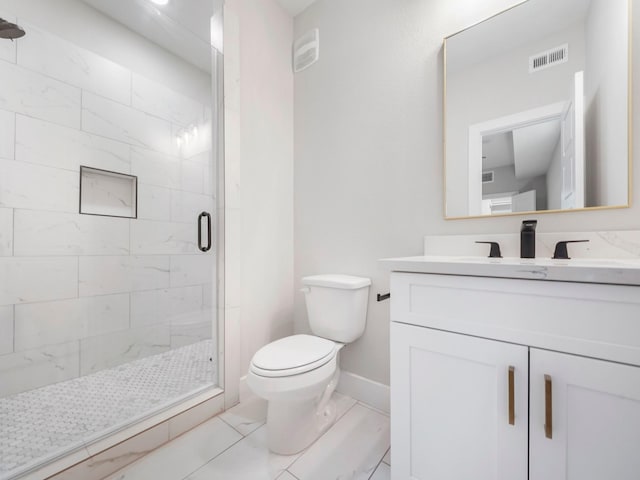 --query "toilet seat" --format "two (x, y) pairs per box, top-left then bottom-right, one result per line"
(250, 334), (338, 378)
